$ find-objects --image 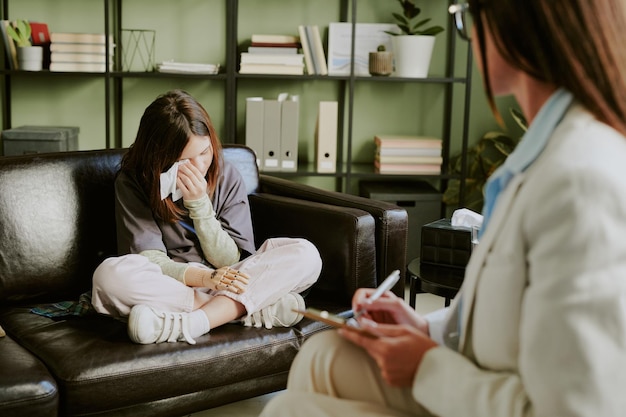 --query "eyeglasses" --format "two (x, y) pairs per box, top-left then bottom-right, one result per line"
(448, 2), (472, 41)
